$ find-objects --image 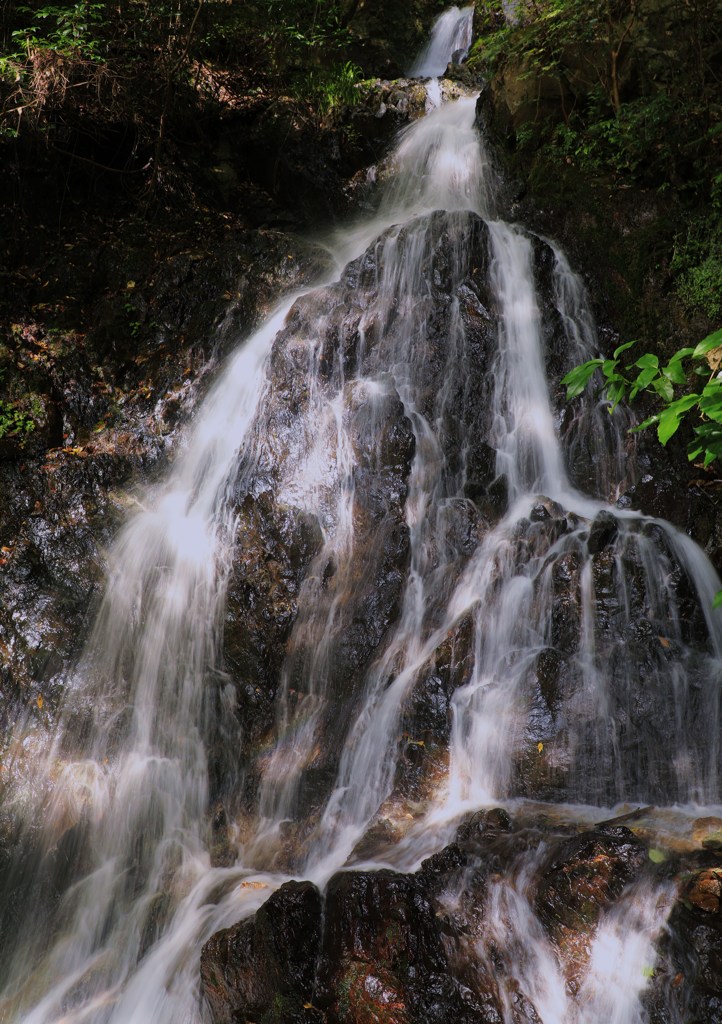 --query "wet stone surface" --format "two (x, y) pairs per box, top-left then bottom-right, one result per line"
(202, 819), (722, 1024)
